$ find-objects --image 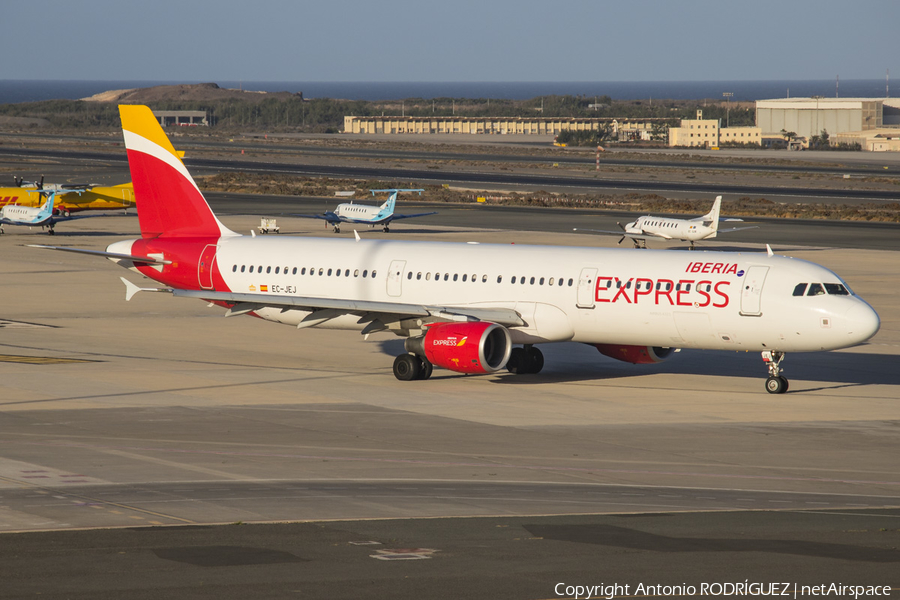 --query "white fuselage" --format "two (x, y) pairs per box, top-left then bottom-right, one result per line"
(0, 204), (51, 225)
(113, 236), (880, 353)
(627, 215), (713, 242)
(334, 202), (388, 224)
